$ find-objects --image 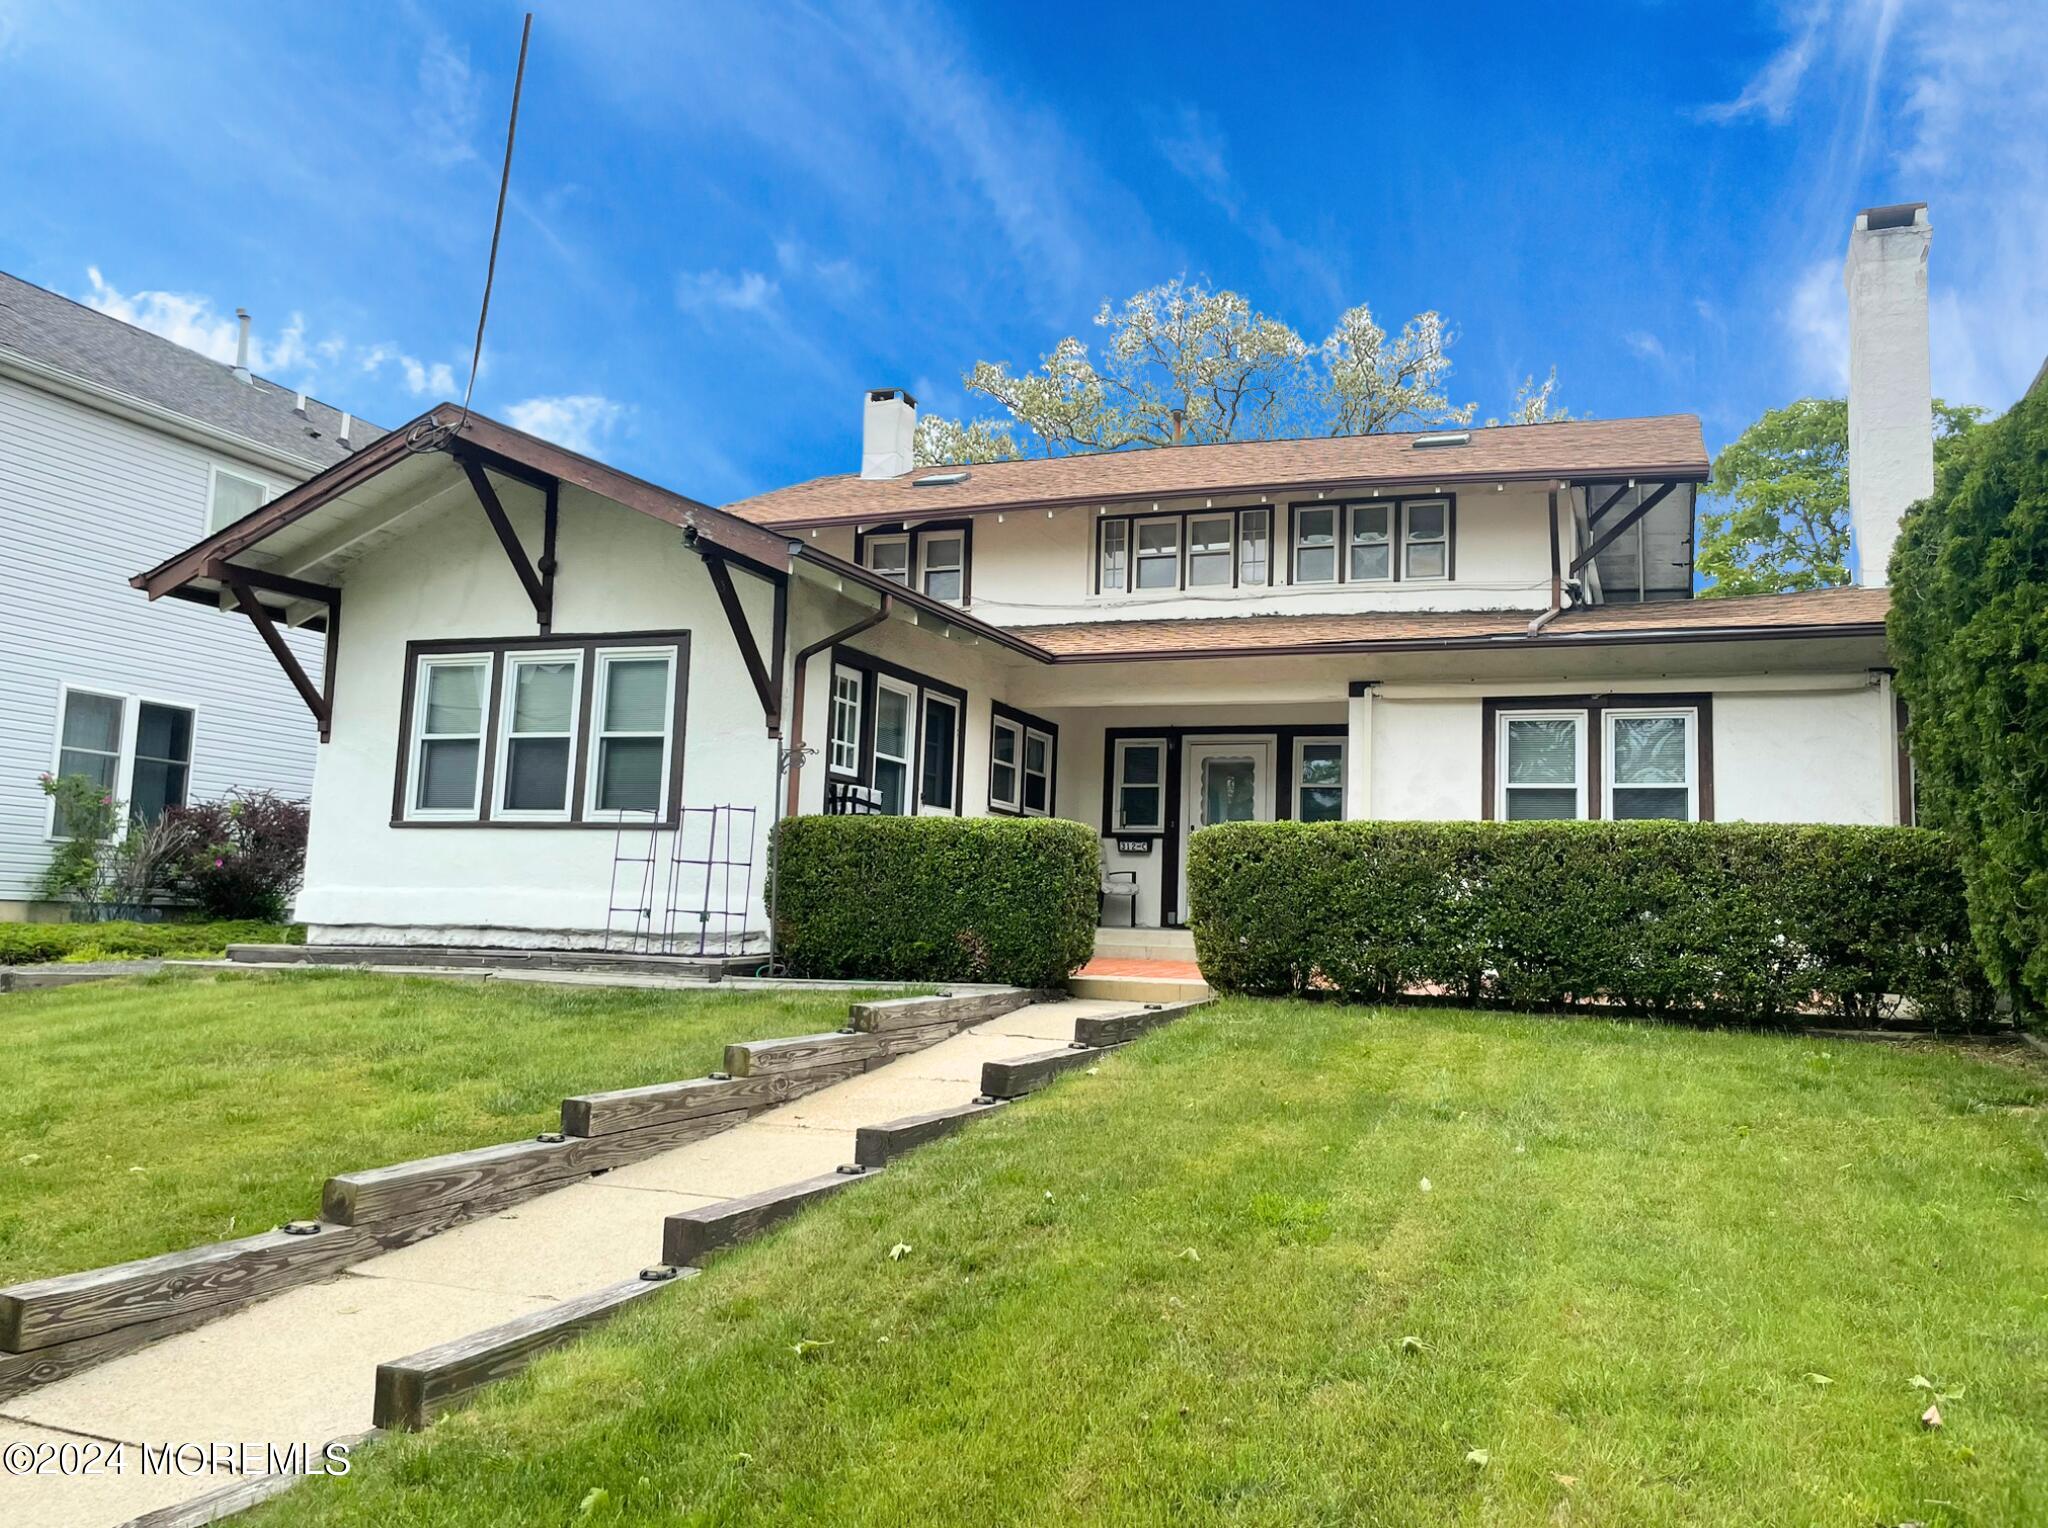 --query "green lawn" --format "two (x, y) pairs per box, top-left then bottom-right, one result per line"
(0, 970), (905, 1286)
(254, 1001), (2048, 1527)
